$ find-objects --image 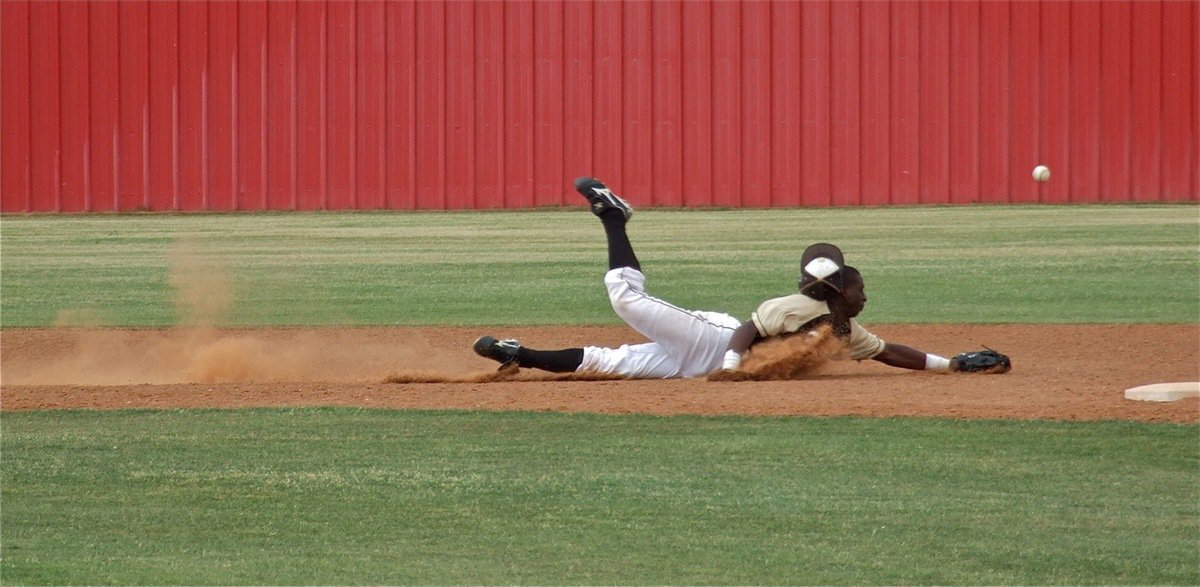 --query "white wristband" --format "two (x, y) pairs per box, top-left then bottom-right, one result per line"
(722, 350), (742, 371)
(925, 354), (951, 372)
